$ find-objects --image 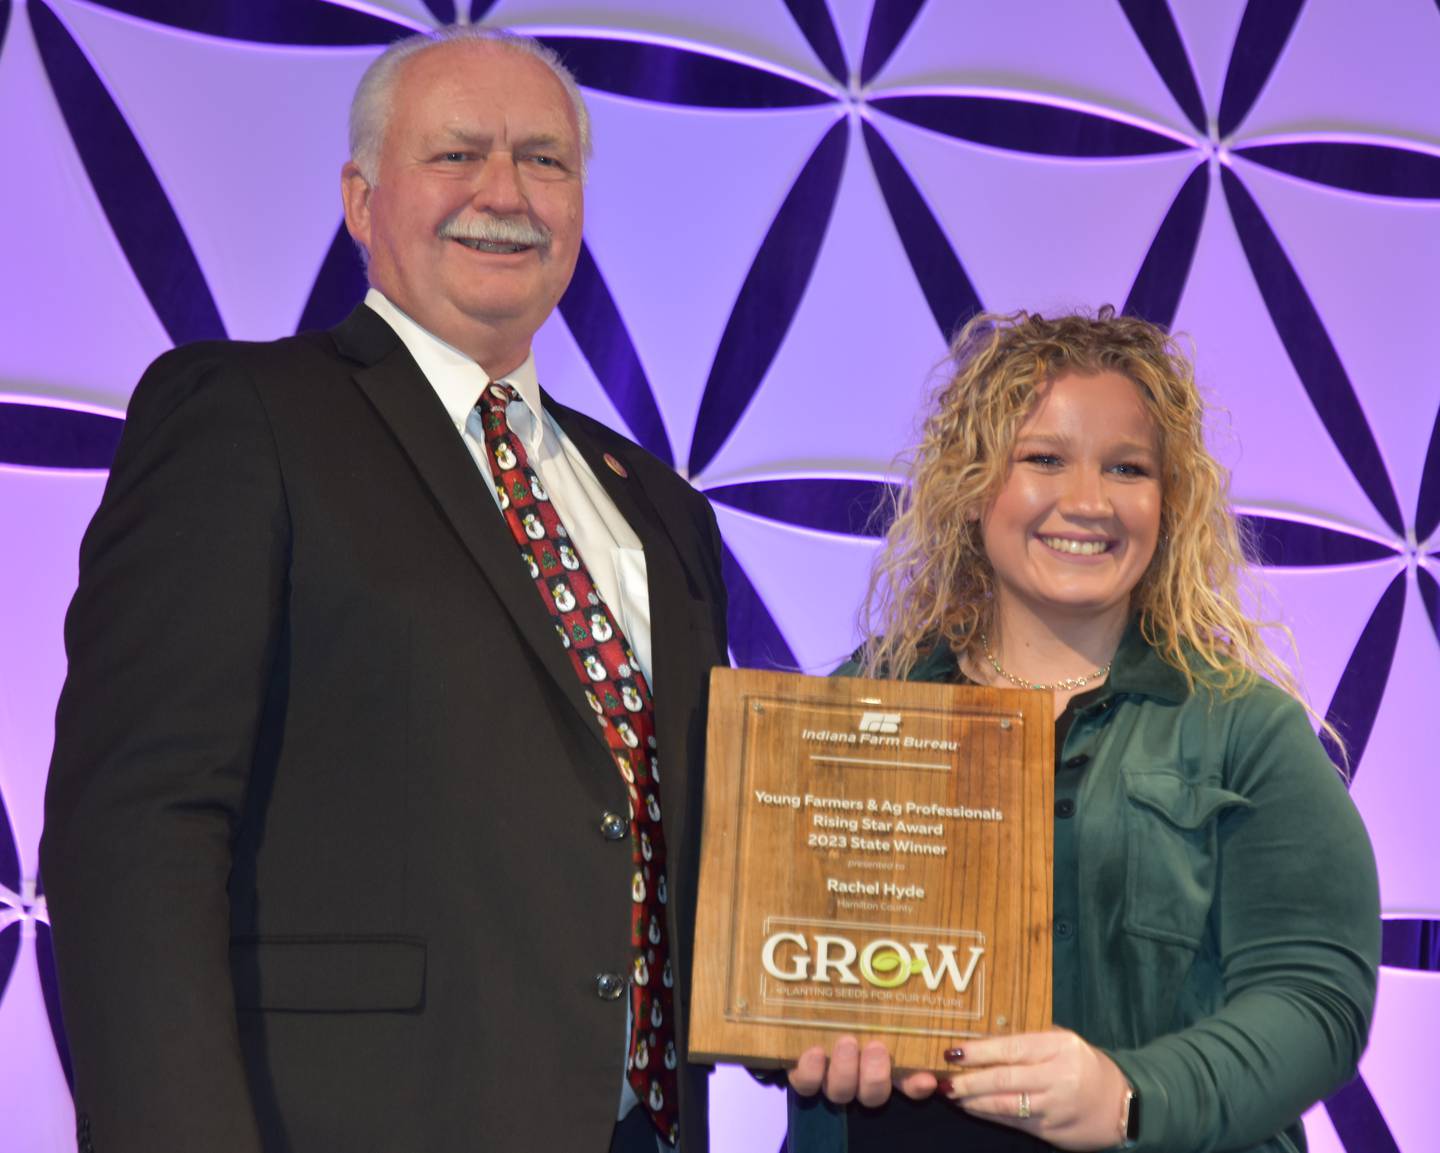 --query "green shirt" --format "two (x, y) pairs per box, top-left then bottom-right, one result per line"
(806, 619), (1379, 1153)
